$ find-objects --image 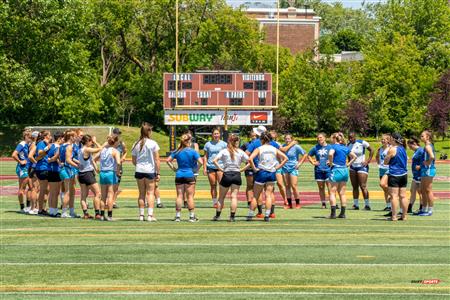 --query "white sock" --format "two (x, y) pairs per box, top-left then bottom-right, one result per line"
(62, 208), (67, 214)
(364, 199), (370, 206)
(148, 208), (154, 216)
(265, 209), (271, 217)
(424, 206), (429, 212)
(55, 208), (59, 215)
(353, 199), (359, 206)
(49, 208), (55, 215)
(387, 202), (391, 208)
(156, 198), (161, 205)
(212, 198), (217, 204)
(189, 211), (195, 218)
(247, 209), (254, 217)
(139, 208), (144, 216)
(60, 192), (65, 202)
(69, 208), (75, 215)
(428, 207), (433, 213)
(176, 211), (181, 218)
